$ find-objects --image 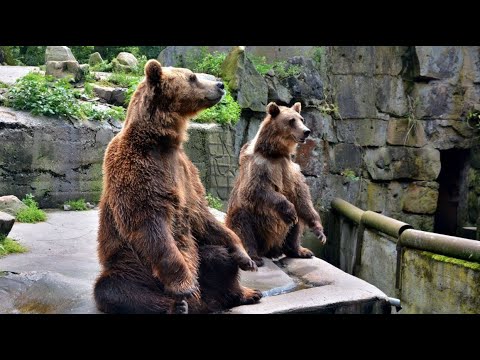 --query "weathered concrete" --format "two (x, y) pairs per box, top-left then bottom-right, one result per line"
(401, 249), (480, 314)
(230, 257), (391, 314)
